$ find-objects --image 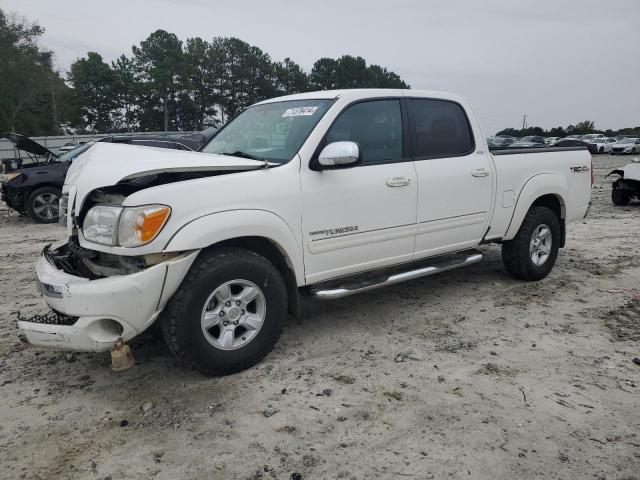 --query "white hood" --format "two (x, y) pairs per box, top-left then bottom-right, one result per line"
(66, 142), (273, 208)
